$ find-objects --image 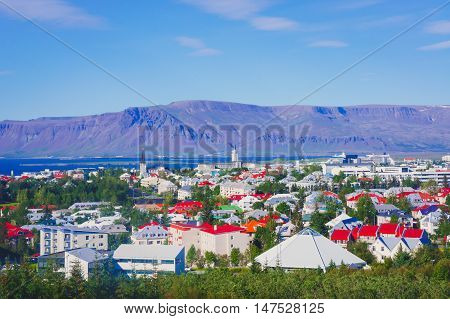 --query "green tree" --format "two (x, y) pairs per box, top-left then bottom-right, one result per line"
(230, 248), (241, 267)
(186, 245), (198, 268)
(205, 251), (218, 268)
(252, 201), (264, 210)
(347, 242), (375, 265)
(276, 202), (291, 216)
(355, 194), (377, 225)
